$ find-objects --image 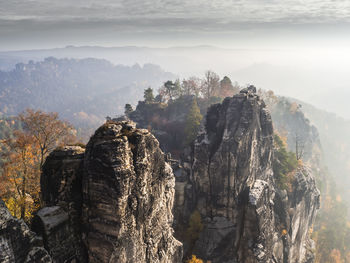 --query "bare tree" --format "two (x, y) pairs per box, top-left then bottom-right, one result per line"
(181, 76), (201, 97)
(201, 70), (220, 101)
(295, 132), (305, 160)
